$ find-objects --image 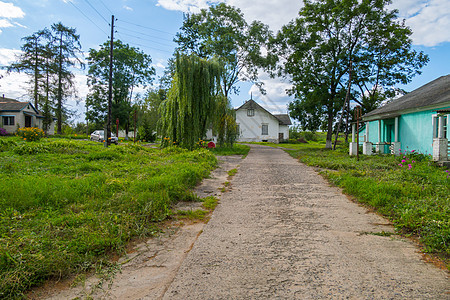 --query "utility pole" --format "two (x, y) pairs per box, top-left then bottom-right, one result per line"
(106, 15), (114, 147)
